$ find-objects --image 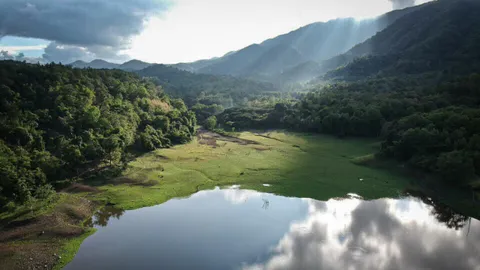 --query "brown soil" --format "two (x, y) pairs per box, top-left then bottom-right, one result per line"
(111, 177), (159, 187)
(197, 129), (259, 147)
(0, 242), (61, 270)
(253, 146), (272, 151)
(62, 183), (99, 193)
(0, 195), (96, 270)
(111, 176), (139, 185)
(132, 179), (158, 187)
(155, 154), (170, 160)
